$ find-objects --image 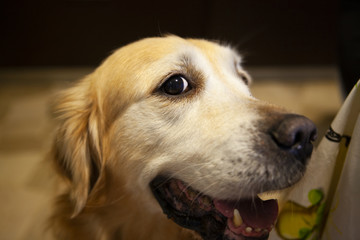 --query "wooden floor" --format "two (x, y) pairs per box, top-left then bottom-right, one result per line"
(0, 67), (343, 239)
